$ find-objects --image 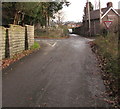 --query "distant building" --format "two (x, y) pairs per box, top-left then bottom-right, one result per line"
(65, 22), (81, 29)
(82, 2), (120, 36)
